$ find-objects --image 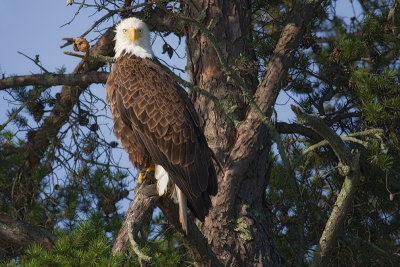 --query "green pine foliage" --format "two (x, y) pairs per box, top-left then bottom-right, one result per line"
(7, 214), (128, 266)
(6, 212), (191, 267)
